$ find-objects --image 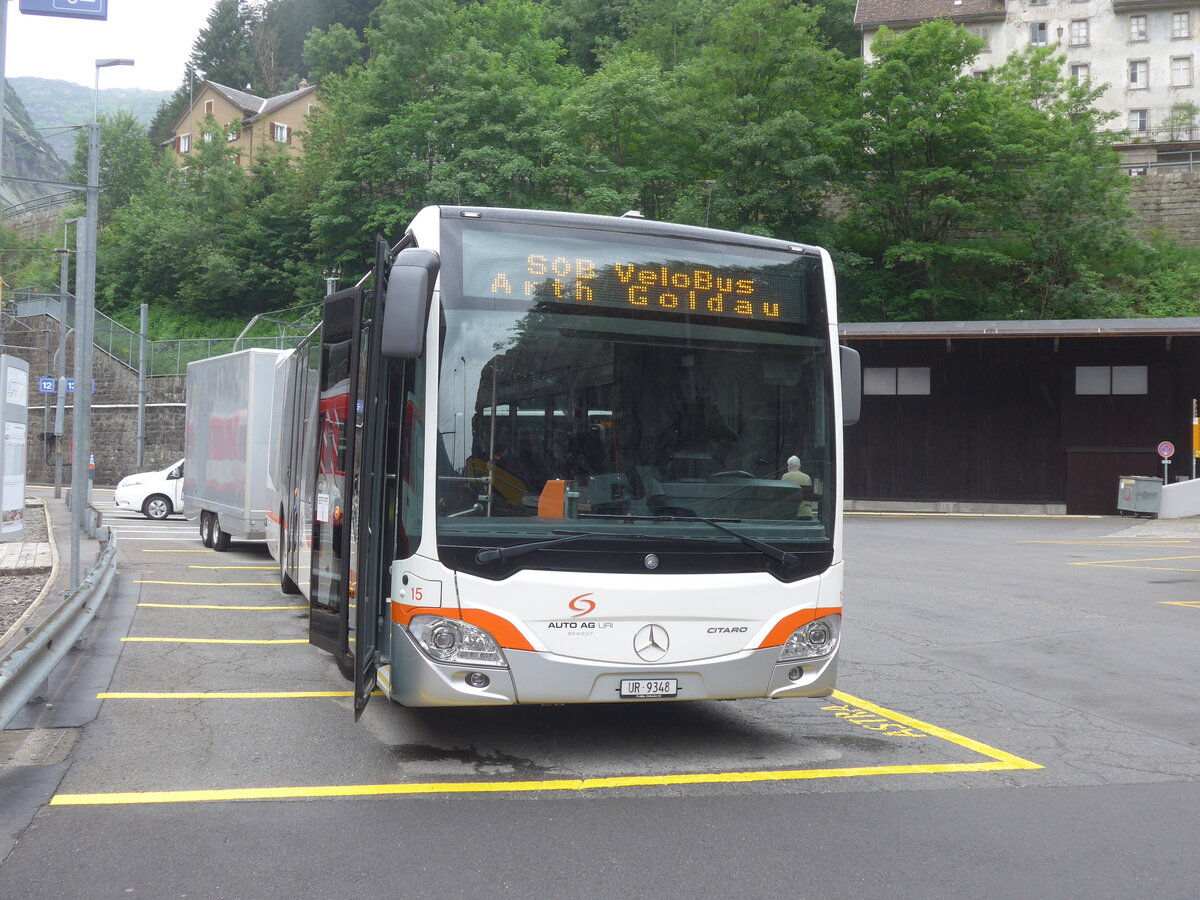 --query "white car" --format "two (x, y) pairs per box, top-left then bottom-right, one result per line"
(113, 459), (185, 520)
